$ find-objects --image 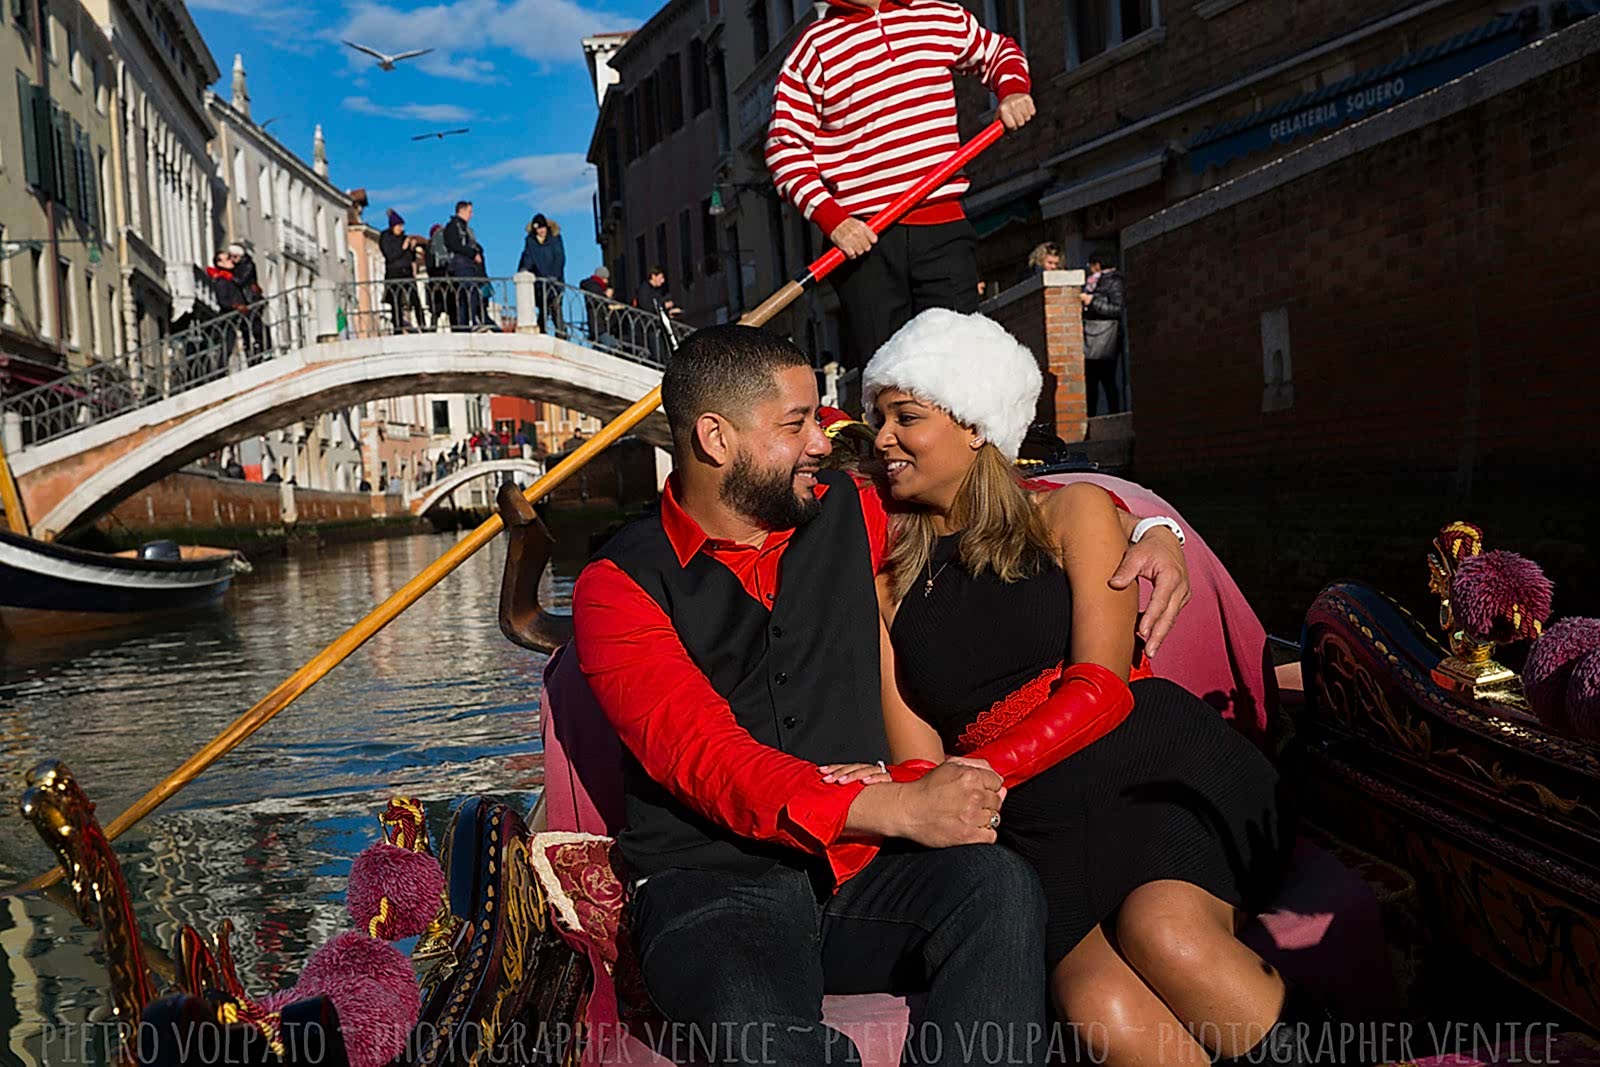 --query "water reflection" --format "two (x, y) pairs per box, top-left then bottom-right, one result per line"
(0, 532), (572, 1064)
